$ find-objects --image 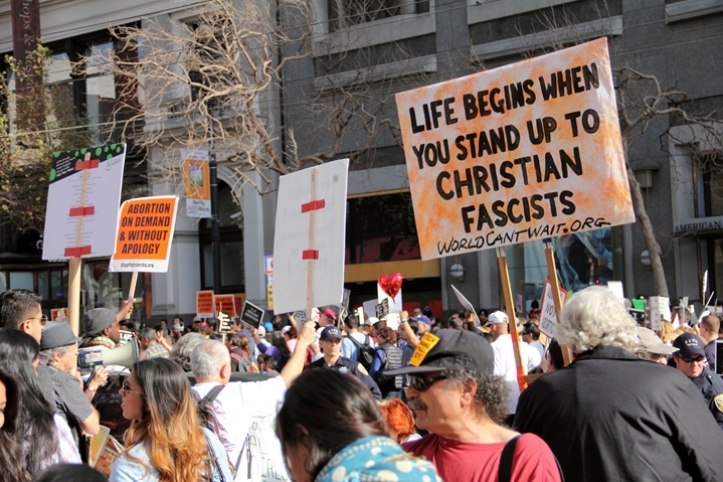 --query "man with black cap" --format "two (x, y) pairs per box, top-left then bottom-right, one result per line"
(307, 326), (382, 400)
(386, 329), (560, 481)
(41, 320), (102, 454)
(673, 332), (723, 429)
